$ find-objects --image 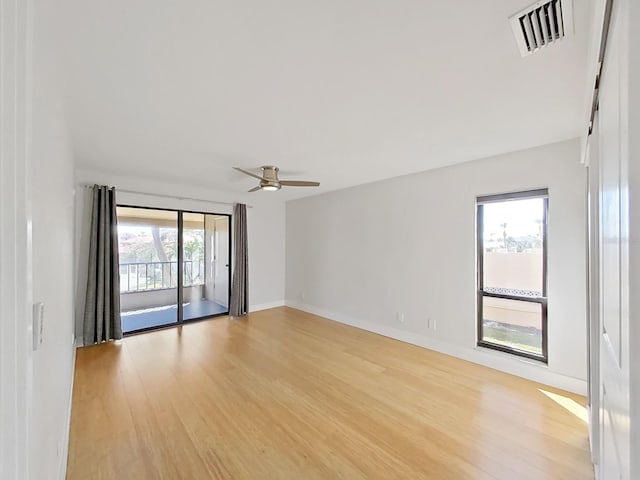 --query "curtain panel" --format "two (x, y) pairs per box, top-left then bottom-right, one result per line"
(82, 185), (122, 344)
(229, 203), (248, 317)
